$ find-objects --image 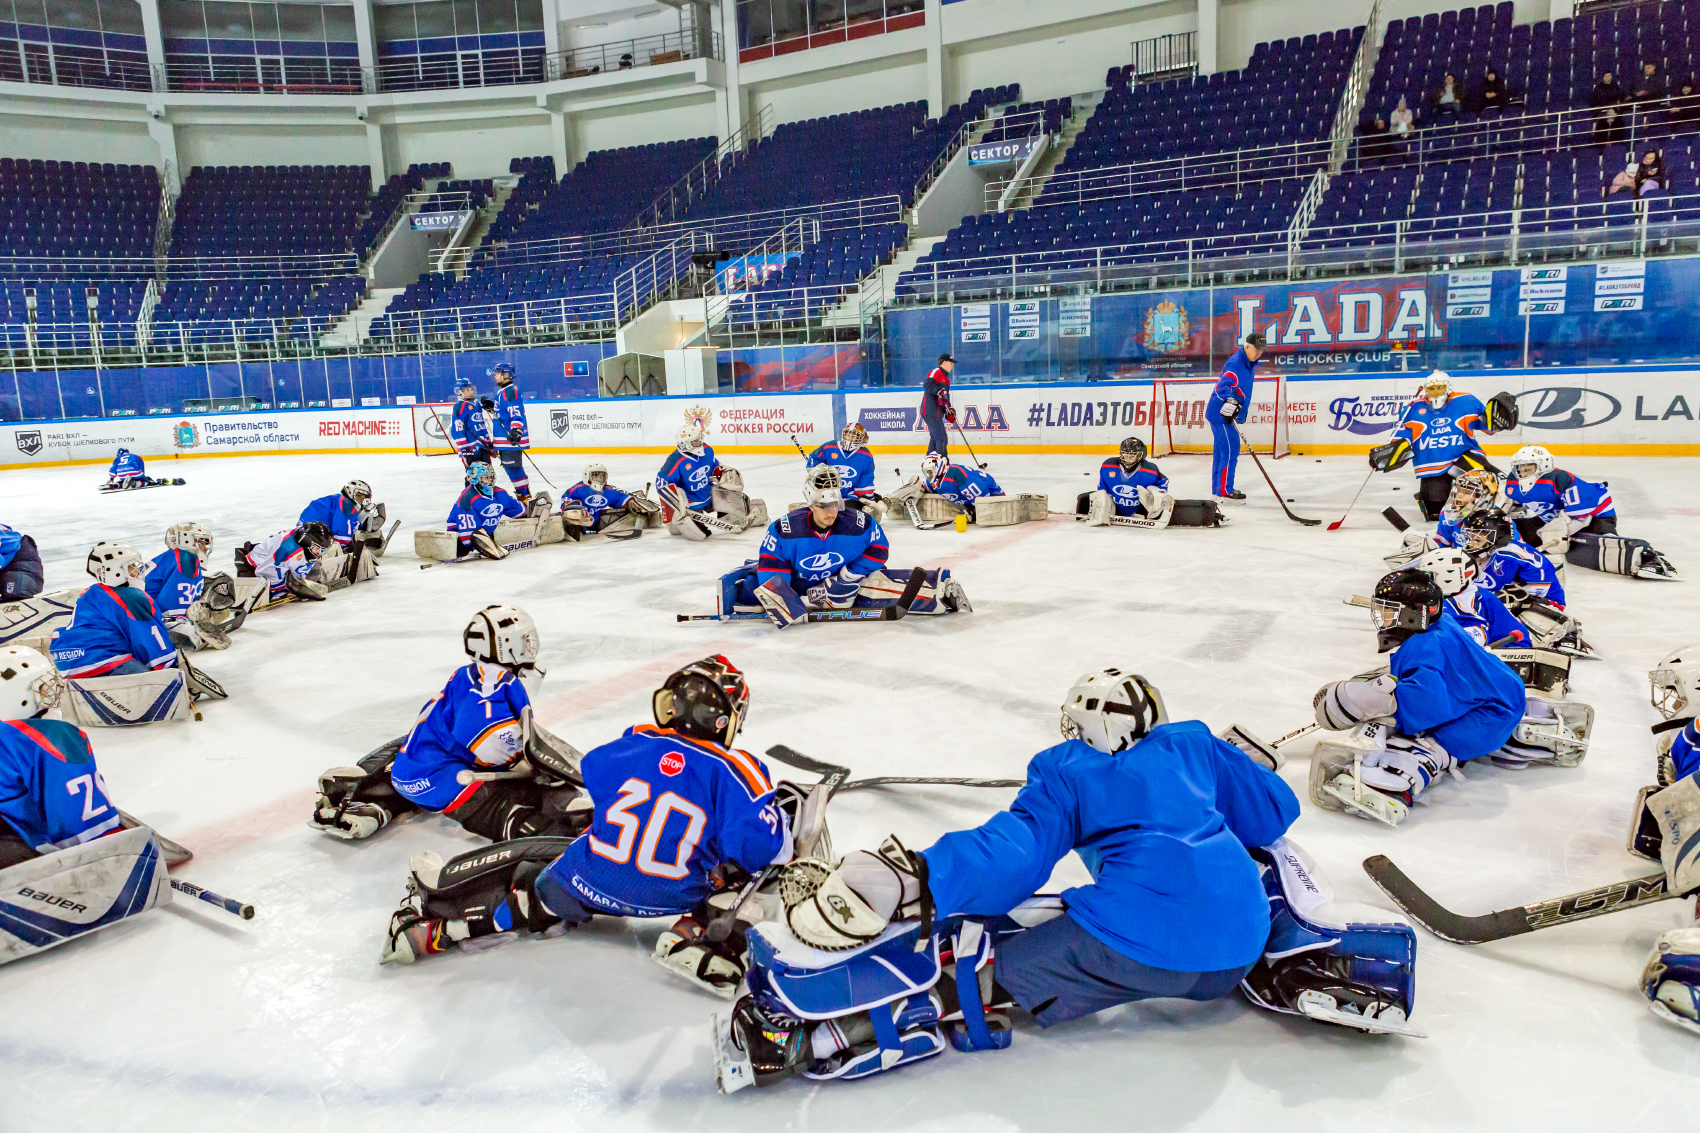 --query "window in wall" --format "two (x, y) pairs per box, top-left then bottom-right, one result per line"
(0, 0), (151, 90)
(374, 0), (546, 92)
(735, 0), (920, 62)
(160, 1), (362, 94)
